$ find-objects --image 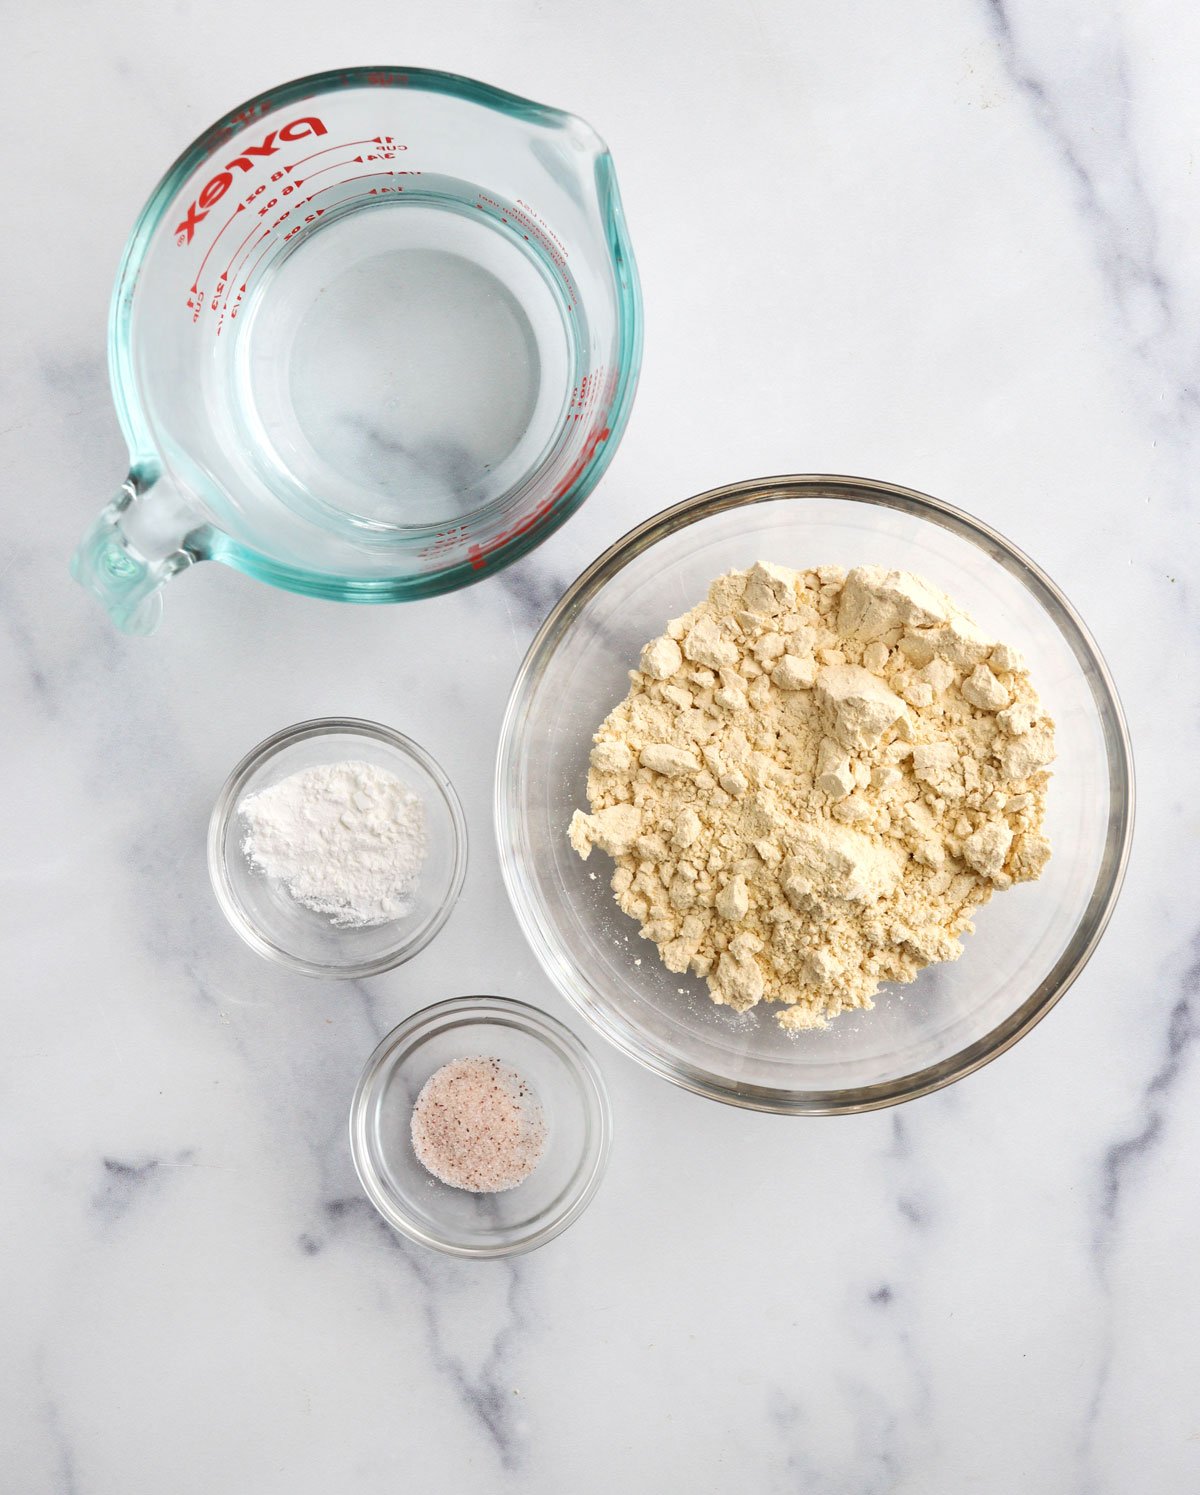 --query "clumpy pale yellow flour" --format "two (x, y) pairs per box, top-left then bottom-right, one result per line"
(569, 563), (1054, 1029)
